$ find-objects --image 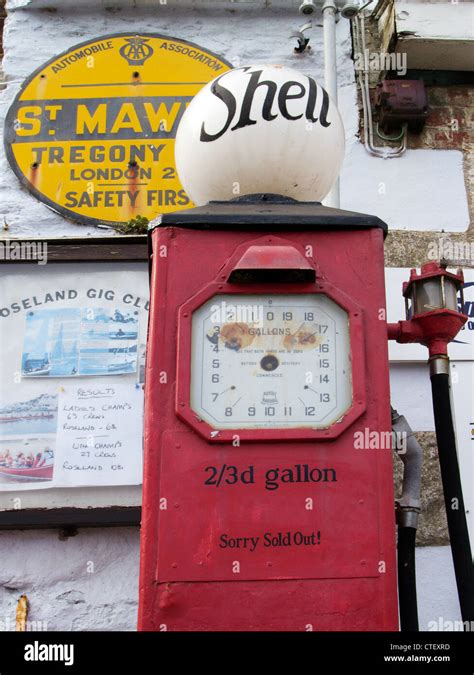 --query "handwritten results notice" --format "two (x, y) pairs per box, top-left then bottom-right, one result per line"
(55, 383), (143, 487)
